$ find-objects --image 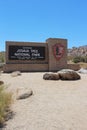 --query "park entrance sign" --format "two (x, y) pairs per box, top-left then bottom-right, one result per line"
(9, 46), (45, 60)
(3, 38), (67, 72)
